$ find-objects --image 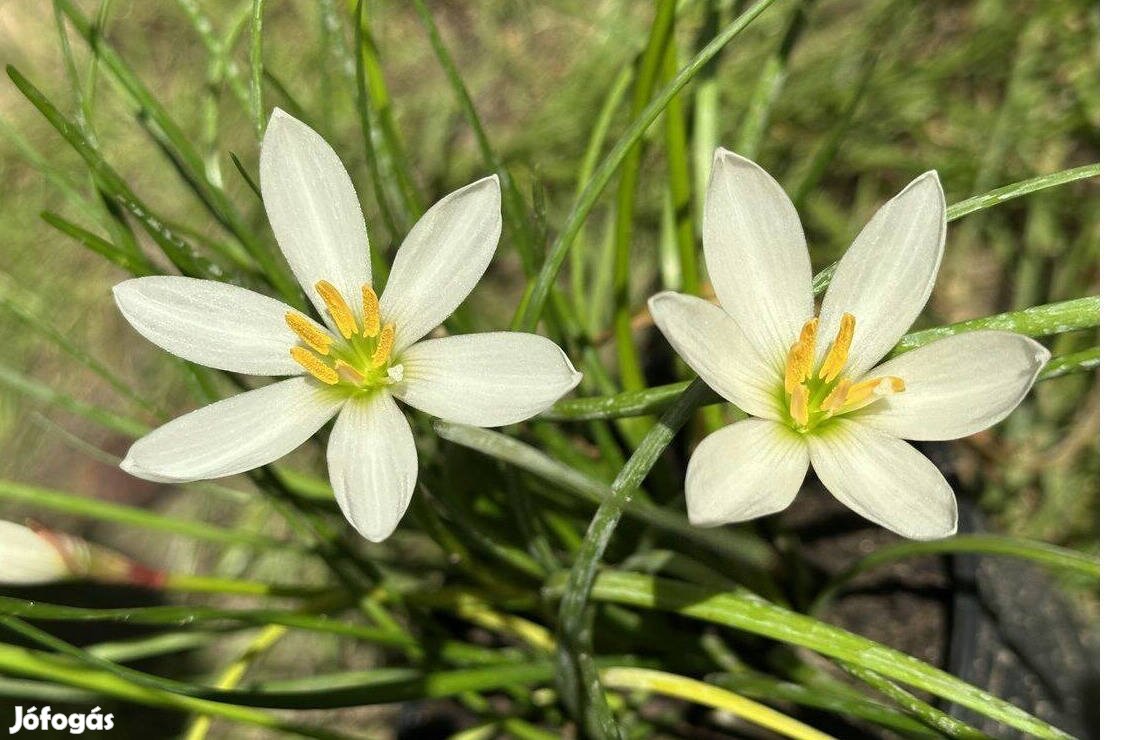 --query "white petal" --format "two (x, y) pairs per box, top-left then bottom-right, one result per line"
(647, 292), (781, 419)
(327, 392), (417, 542)
(121, 377), (343, 483)
(379, 176), (502, 354)
(685, 419), (808, 527)
(703, 148), (814, 358)
(394, 332), (581, 427)
(113, 276), (303, 376)
(0, 521), (70, 585)
(854, 331), (1050, 441)
(817, 172), (946, 378)
(261, 109), (372, 321)
(807, 421), (957, 540)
